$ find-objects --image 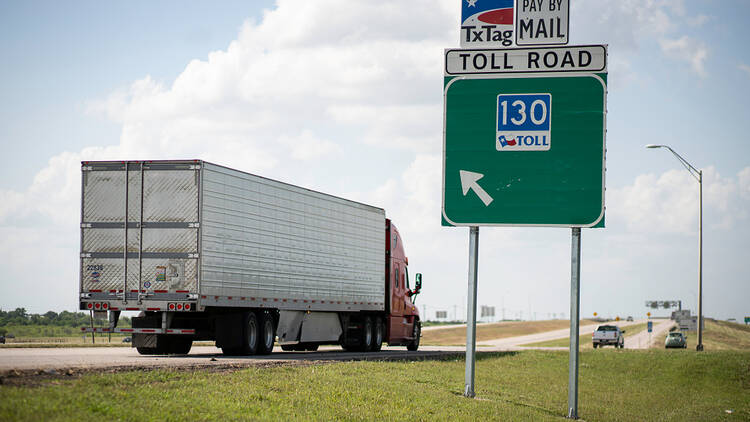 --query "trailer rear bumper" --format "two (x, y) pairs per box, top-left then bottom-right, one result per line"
(80, 327), (195, 335)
